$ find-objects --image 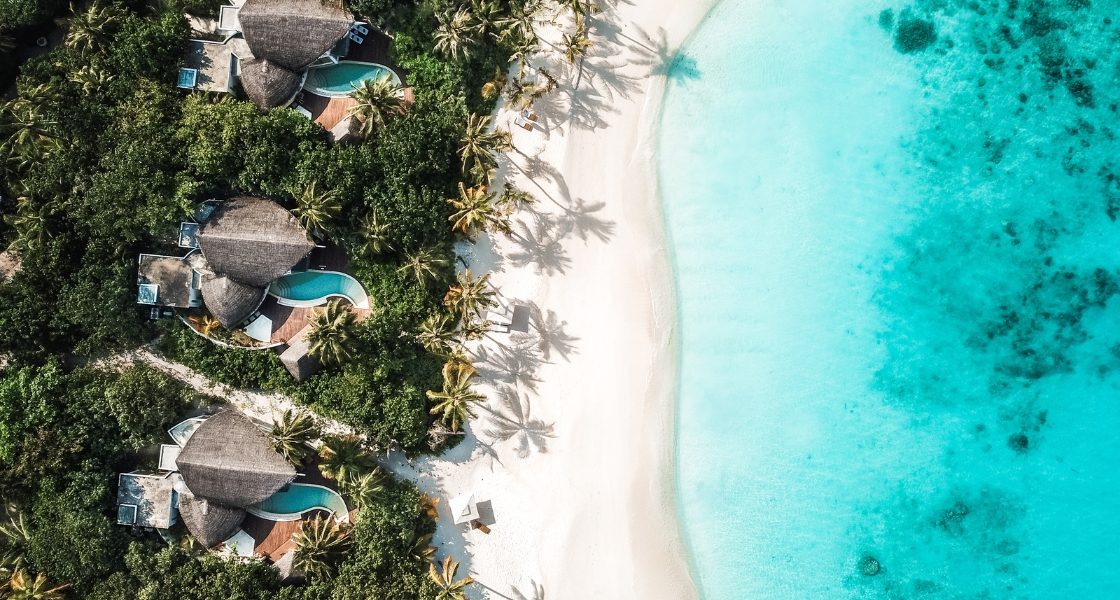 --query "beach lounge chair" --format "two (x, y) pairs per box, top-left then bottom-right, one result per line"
(520, 109), (539, 122)
(348, 32), (364, 44)
(486, 309), (513, 327)
(352, 24), (370, 35)
(514, 115), (534, 131)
